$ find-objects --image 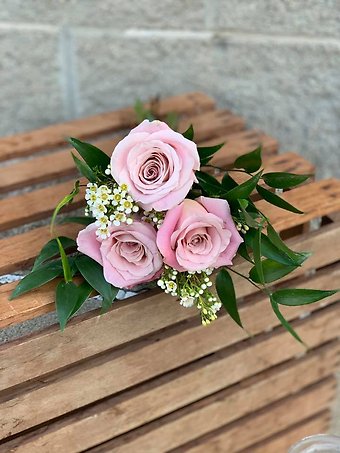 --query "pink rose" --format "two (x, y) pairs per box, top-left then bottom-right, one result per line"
(77, 220), (163, 289)
(111, 120), (200, 211)
(157, 197), (243, 272)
